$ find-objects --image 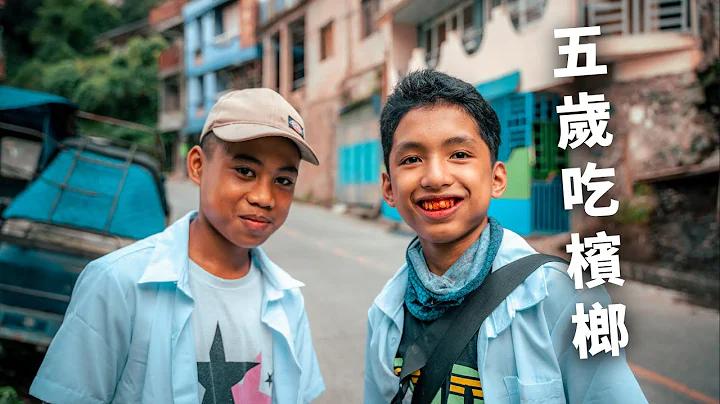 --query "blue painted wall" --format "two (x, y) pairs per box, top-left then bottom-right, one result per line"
(337, 140), (381, 185)
(488, 198), (533, 235)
